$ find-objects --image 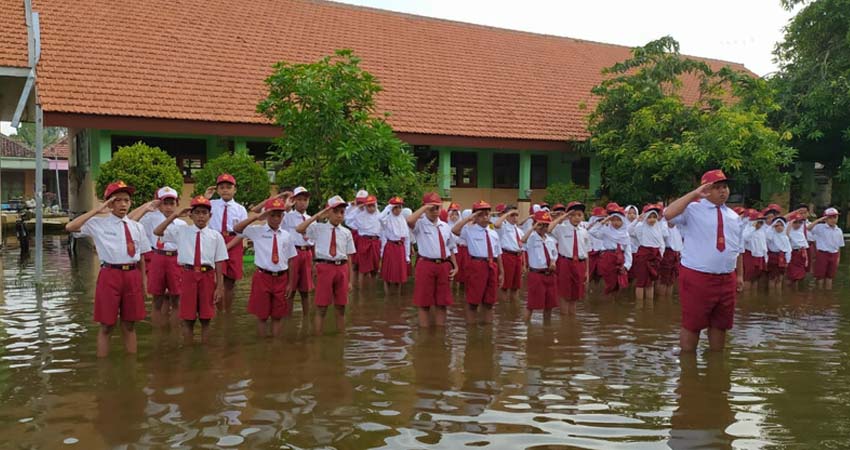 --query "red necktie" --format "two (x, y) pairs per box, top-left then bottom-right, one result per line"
(485, 230), (494, 263)
(572, 228), (579, 262)
(271, 231), (280, 264)
(194, 230), (201, 268)
(716, 206), (726, 252)
(156, 237), (164, 250)
(329, 226), (337, 257)
(514, 227), (522, 248)
(437, 224), (447, 259)
(123, 221), (135, 257)
(221, 204), (228, 234)
(543, 238), (551, 268)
